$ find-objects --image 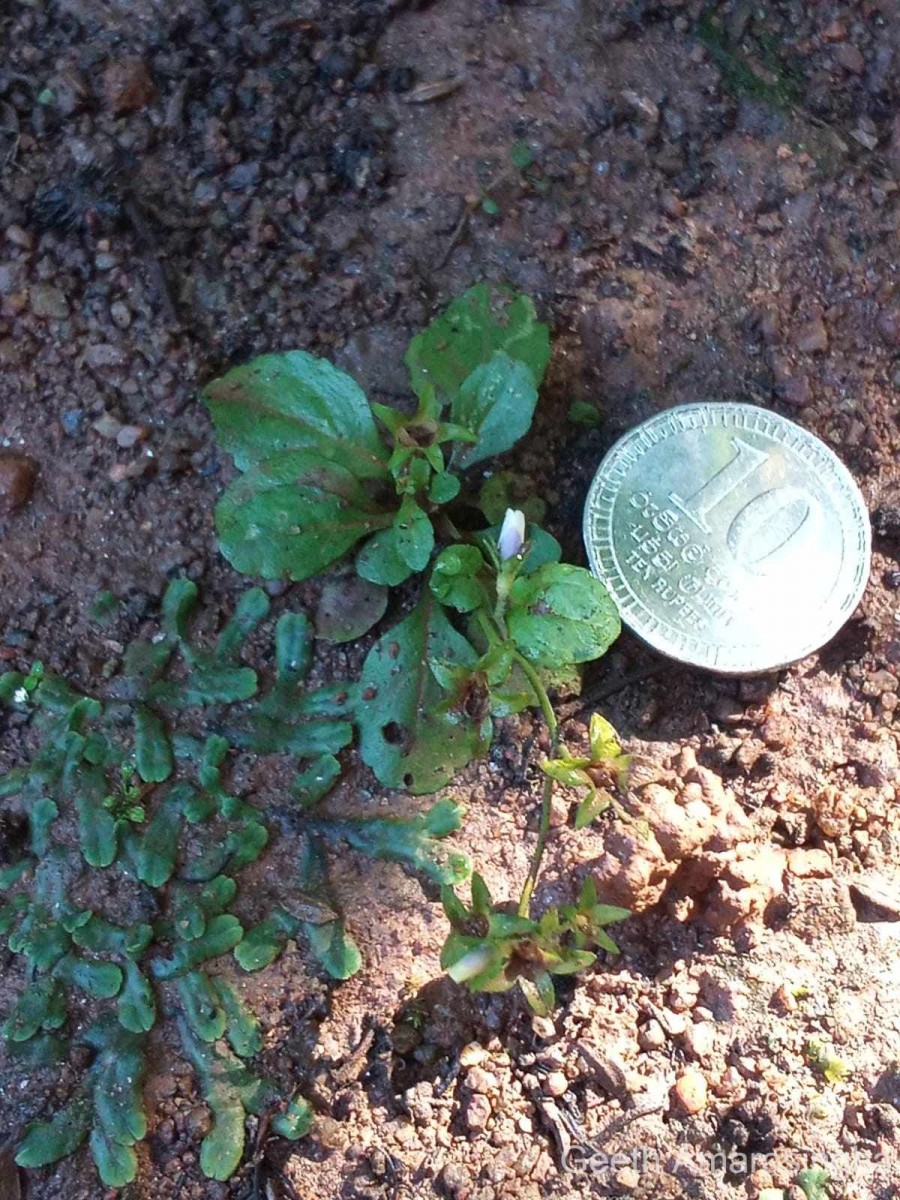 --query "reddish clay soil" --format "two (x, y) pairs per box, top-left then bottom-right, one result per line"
(1, 1), (900, 1198)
